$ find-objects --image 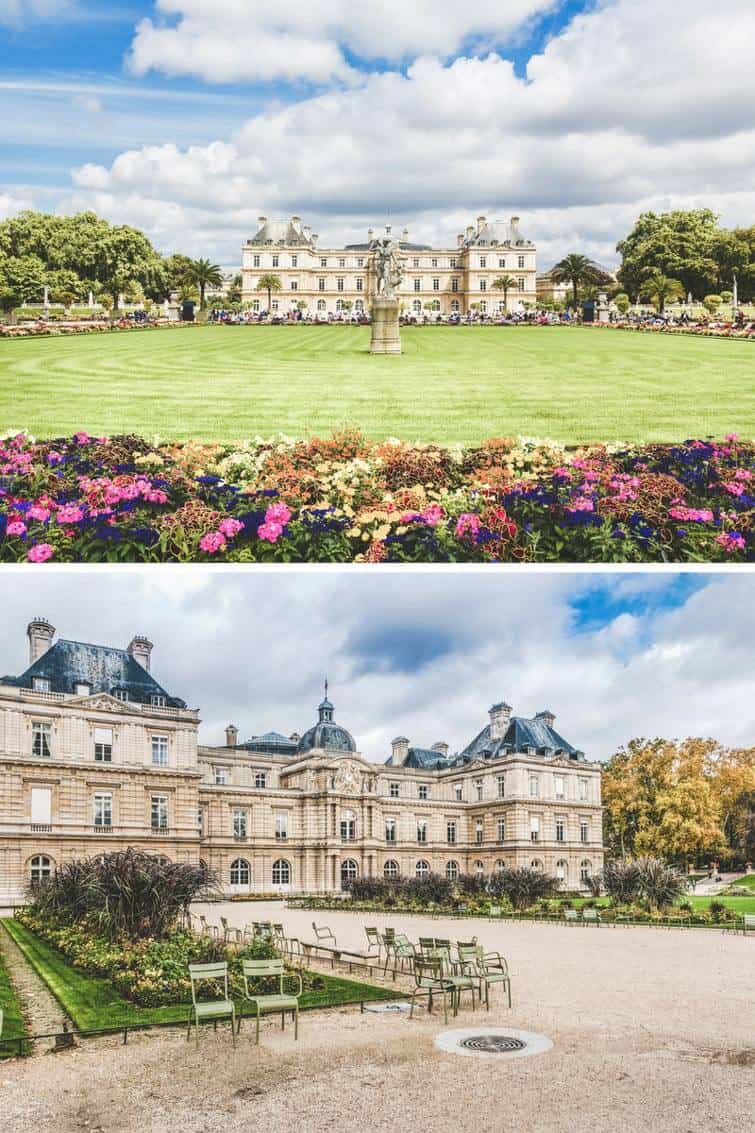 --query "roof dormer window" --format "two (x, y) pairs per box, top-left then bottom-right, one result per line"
(74, 682), (90, 697)
(150, 694), (166, 707)
(32, 677), (51, 692)
(113, 689), (129, 702)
